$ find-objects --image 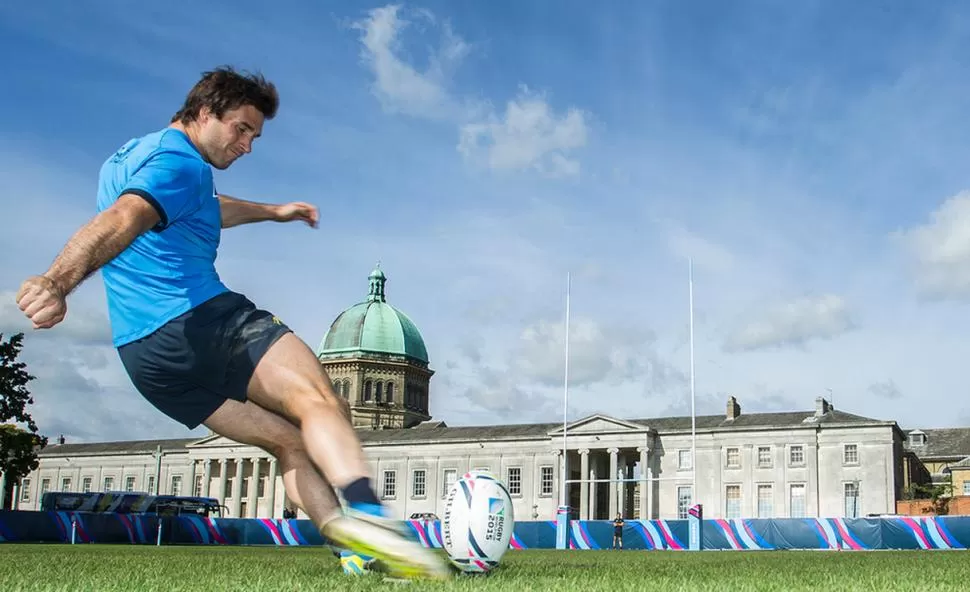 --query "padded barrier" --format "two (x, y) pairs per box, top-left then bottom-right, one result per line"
(1, 511), (968, 550)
